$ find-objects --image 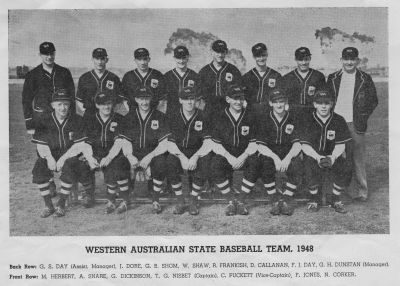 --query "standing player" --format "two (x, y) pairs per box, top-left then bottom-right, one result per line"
(22, 41), (76, 196)
(279, 47), (326, 119)
(75, 48), (123, 117)
(242, 43), (282, 109)
(82, 91), (130, 214)
(166, 87), (213, 215)
(121, 48), (164, 112)
(210, 85), (258, 216)
(31, 90), (95, 218)
(117, 86), (170, 214)
(300, 90), (353, 213)
(241, 89), (302, 215)
(199, 40), (242, 116)
(162, 46), (200, 116)
(327, 47), (378, 202)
